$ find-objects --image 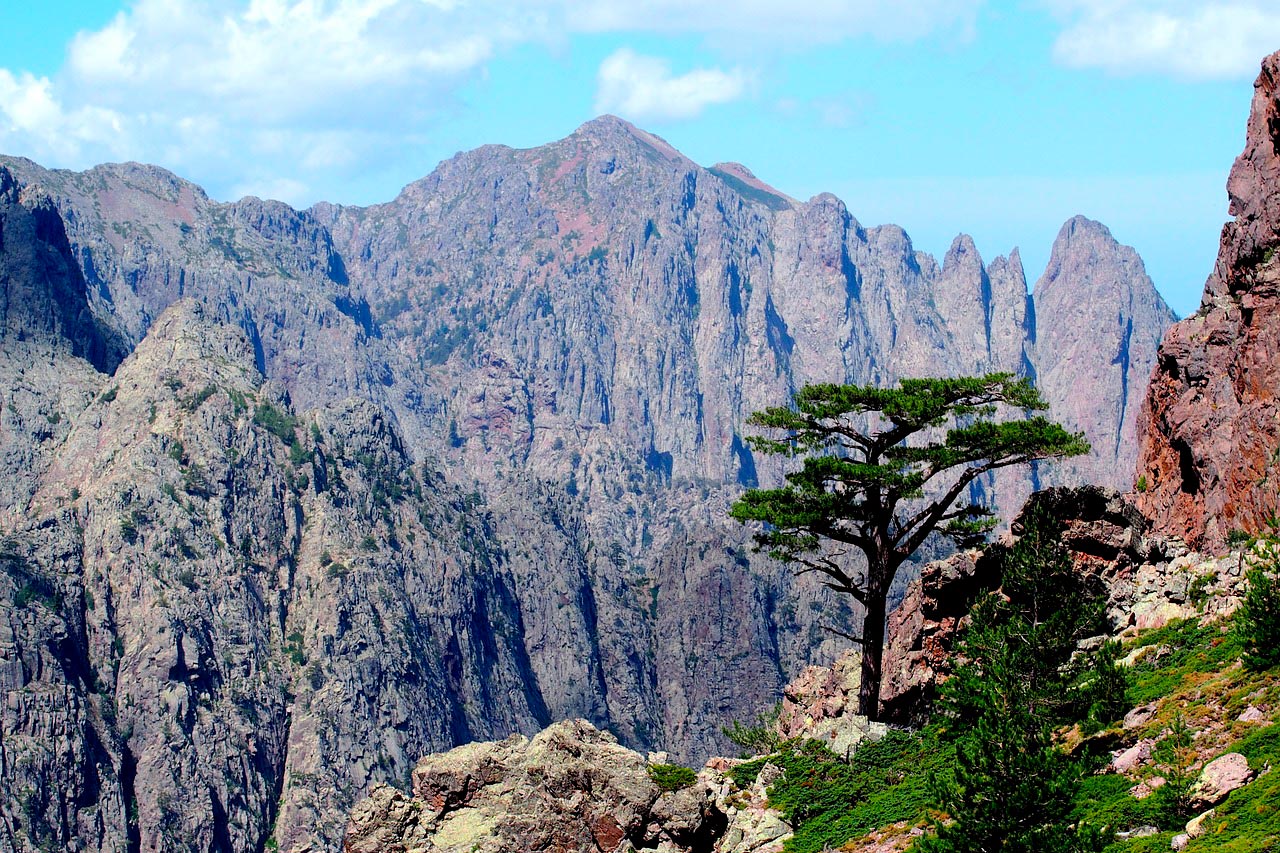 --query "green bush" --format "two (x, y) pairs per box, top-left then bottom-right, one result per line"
(722, 703), (782, 757)
(1235, 540), (1280, 670)
(729, 731), (949, 853)
(648, 763), (696, 792)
